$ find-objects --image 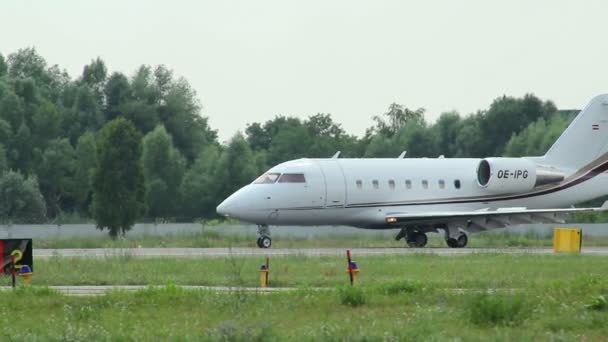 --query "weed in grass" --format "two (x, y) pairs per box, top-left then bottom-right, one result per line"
(467, 293), (530, 326)
(338, 286), (366, 307)
(204, 320), (276, 341)
(585, 294), (608, 311)
(380, 280), (422, 296)
(13, 285), (60, 297)
(226, 249), (247, 286)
